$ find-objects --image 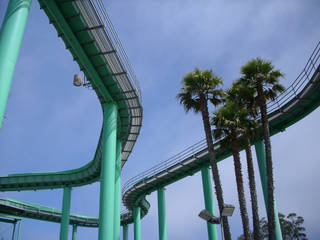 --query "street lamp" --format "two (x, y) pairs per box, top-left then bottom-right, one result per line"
(198, 204), (235, 240)
(198, 209), (220, 224)
(221, 204), (235, 217)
